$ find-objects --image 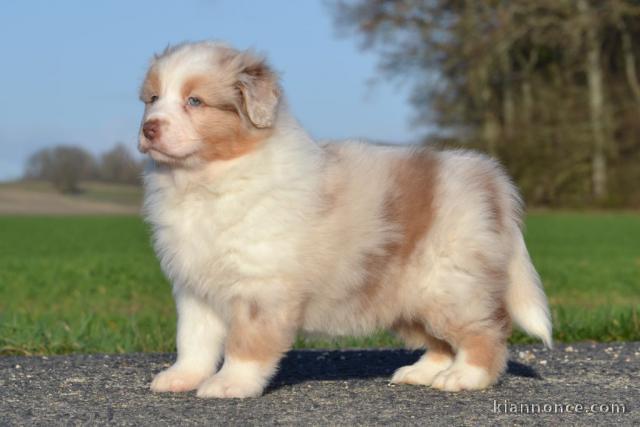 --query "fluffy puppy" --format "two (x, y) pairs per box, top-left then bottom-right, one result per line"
(138, 41), (552, 398)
